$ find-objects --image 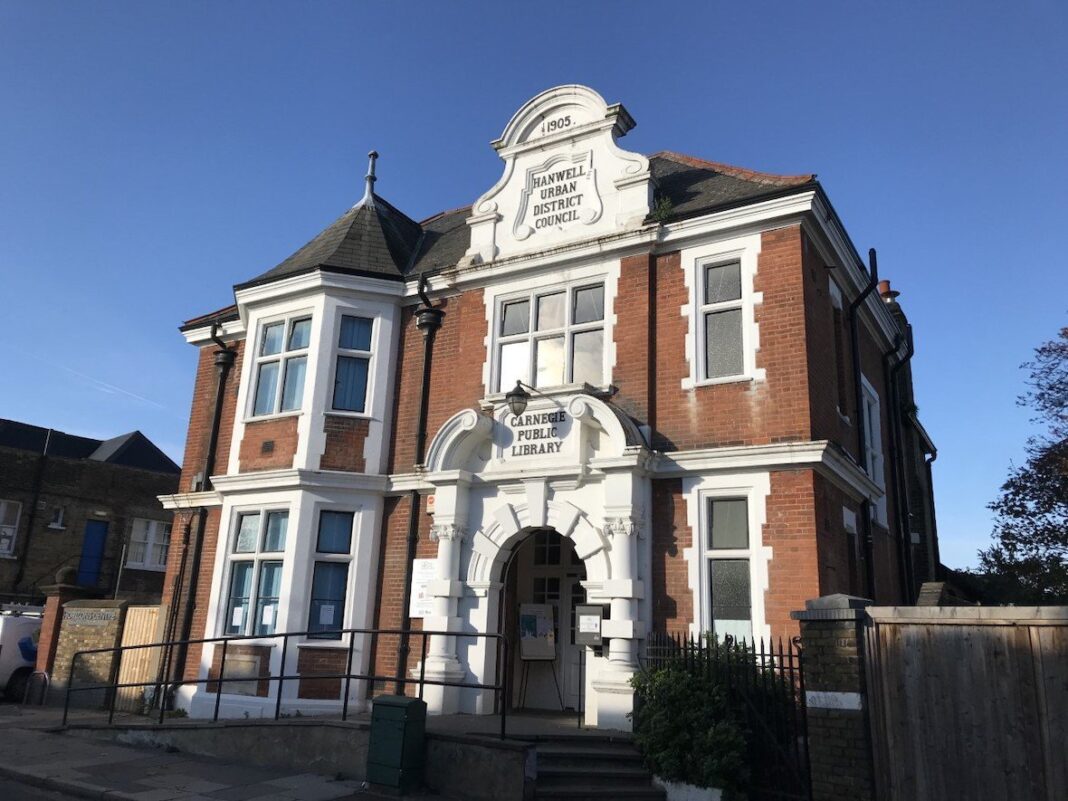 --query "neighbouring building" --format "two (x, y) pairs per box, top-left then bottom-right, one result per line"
(161, 85), (940, 728)
(0, 419), (180, 603)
